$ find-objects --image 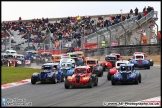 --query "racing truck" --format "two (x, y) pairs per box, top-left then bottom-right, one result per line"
(109, 53), (121, 61)
(107, 60), (130, 80)
(64, 66), (98, 89)
(2, 54), (17, 67)
(74, 51), (89, 63)
(128, 52), (154, 66)
(60, 56), (76, 67)
(67, 52), (78, 63)
(51, 54), (62, 63)
(5, 50), (17, 55)
(76, 56), (84, 66)
(25, 50), (38, 63)
(86, 59), (103, 77)
(31, 63), (65, 84)
(13, 54), (26, 67)
(102, 55), (118, 71)
(61, 60), (75, 78)
(1, 53), (7, 66)
(111, 64), (141, 85)
(129, 53), (150, 69)
(36, 52), (52, 65)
